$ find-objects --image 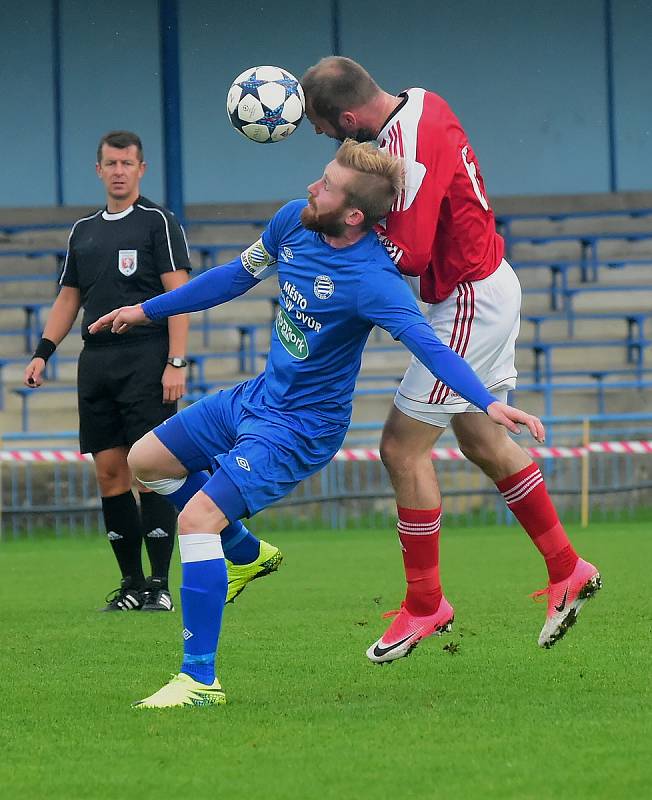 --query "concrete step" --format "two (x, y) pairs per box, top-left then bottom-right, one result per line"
(0, 253), (62, 277)
(188, 224), (266, 246)
(570, 288), (652, 313)
(508, 215), (652, 237)
(515, 346), (640, 372)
